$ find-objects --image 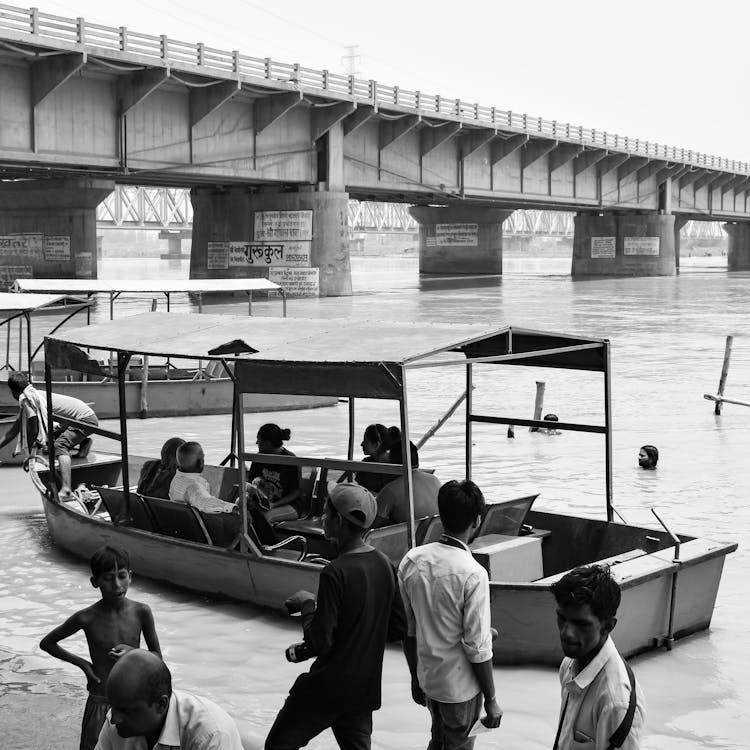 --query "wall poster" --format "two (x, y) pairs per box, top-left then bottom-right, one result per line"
(229, 241), (311, 268)
(269, 267), (320, 297)
(44, 236), (71, 261)
(435, 223), (479, 246)
(254, 211), (313, 242)
(590, 237), (616, 259)
(207, 241), (229, 270)
(624, 237), (660, 256)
